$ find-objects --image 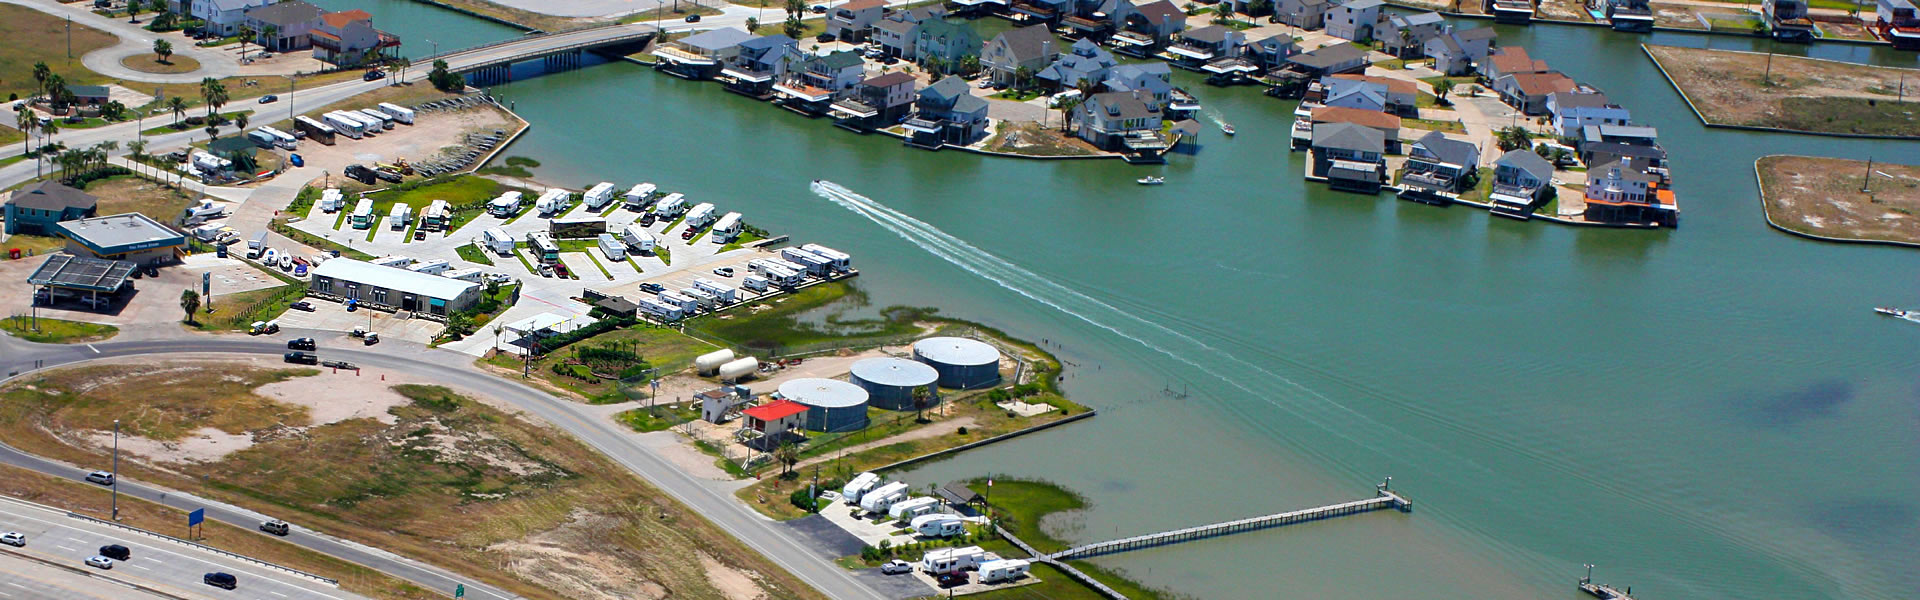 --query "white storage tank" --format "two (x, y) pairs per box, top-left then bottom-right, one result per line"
(717, 357), (759, 382)
(849, 357), (940, 411)
(694, 349), (736, 375)
(779, 378), (869, 432)
(913, 337), (1002, 390)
